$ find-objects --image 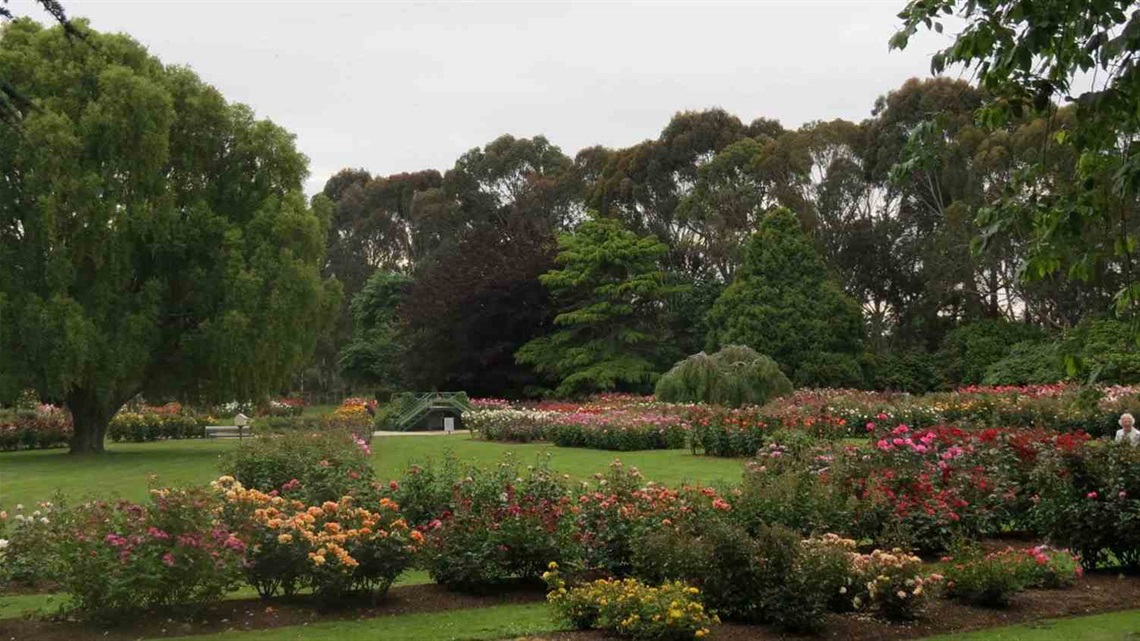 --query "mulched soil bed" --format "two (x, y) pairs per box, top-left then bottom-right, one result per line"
(0, 581), (545, 641)
(2, 572), (1138, 641)
(527, 572), (1140, 641)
